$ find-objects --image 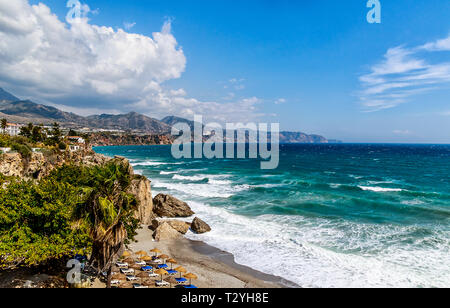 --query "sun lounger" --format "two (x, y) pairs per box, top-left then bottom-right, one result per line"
(166, 270), (177, 275)
(184, 285), (198, 289)
(111, 280), (121, 286)
(175, 278), (187, 284)
(121, 268), (134, 274)
(116, 262), (128, 268)
(148, 273), (159, 278)
(135, 261), (146, 266)
(155, 280), (170, 287)
(141, 266), (153, 272)
(157, 264), (168, 269)
(153, 259), (163, 264)
(133, 284), (149, 289)
(126, 275), (138, 281)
